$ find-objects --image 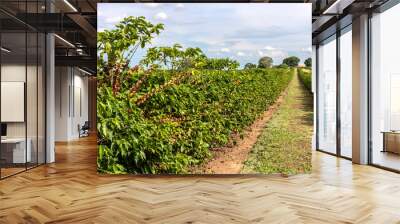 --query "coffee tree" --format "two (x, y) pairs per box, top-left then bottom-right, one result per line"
(141, 45), (207, 71)
(204, 58), (240, 70)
